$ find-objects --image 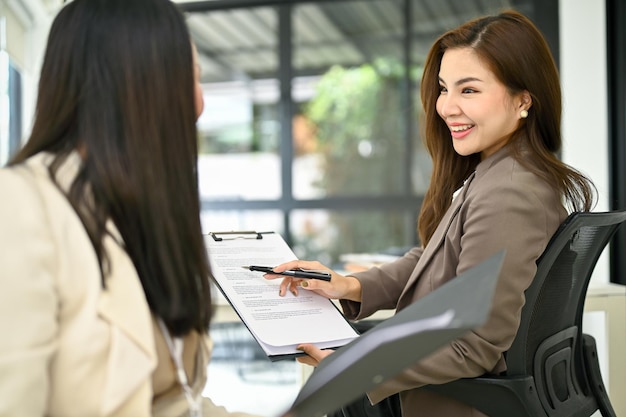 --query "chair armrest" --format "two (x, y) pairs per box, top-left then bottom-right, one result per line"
(423, 375), (547, 417)
(582, 334), (617, 417)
